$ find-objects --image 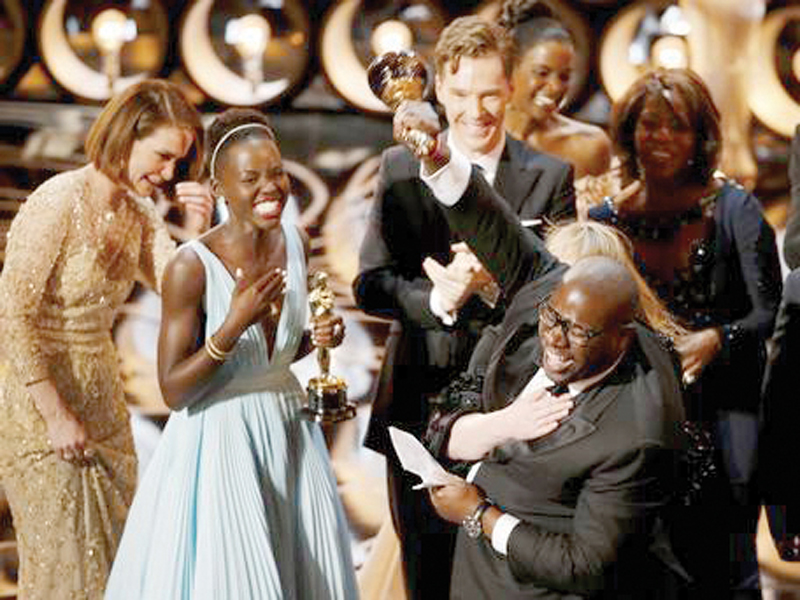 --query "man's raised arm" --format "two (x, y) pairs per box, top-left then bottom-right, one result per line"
(394, 100), (562, 301)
